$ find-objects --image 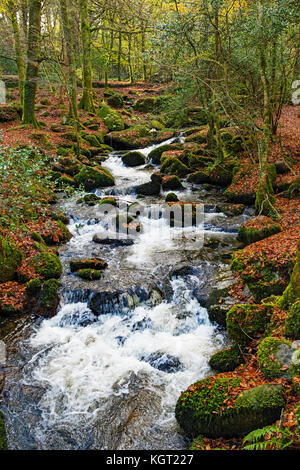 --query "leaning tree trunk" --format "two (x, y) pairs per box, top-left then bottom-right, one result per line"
(60, 0), (78, 121)
(78, 0), (94, 113)
(22, 0), (41, 127)
(8, 1), (26, 105)
(279, 236), (300, 309)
